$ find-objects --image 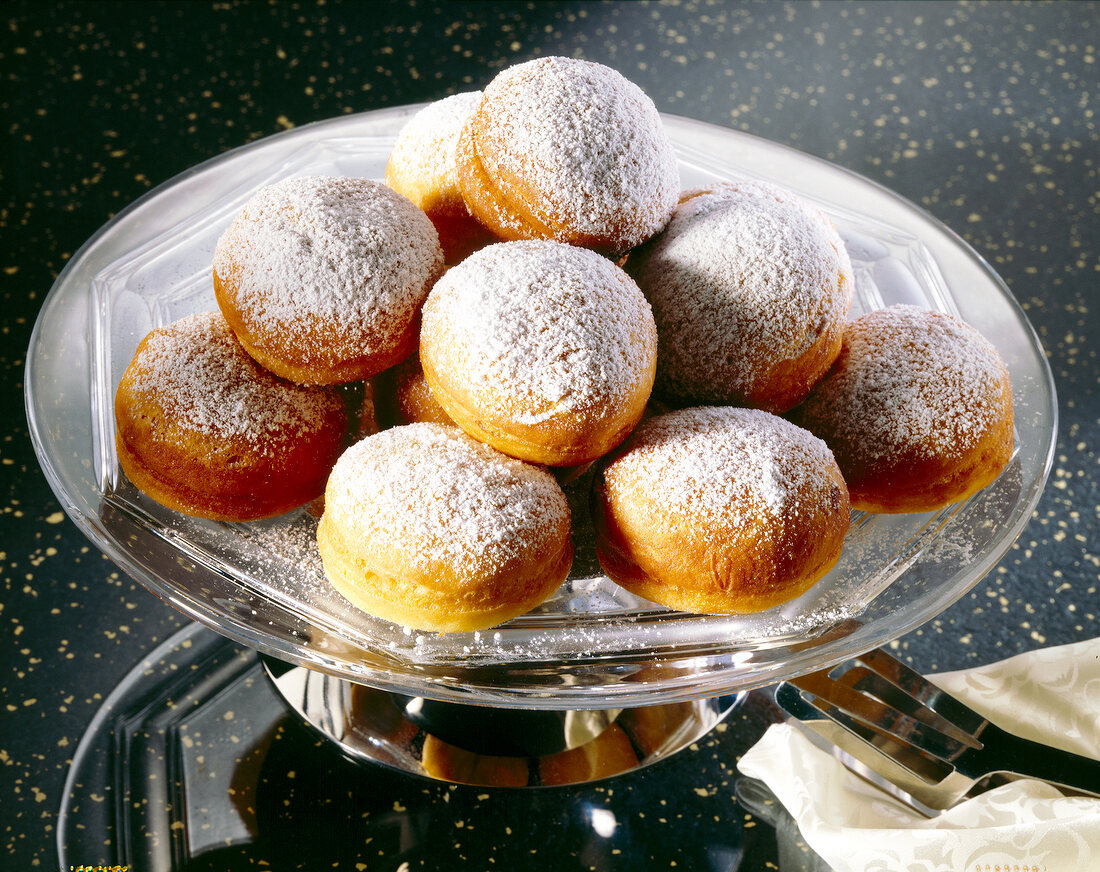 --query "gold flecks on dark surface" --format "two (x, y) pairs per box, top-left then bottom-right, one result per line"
(2, 1), (1098, 868)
